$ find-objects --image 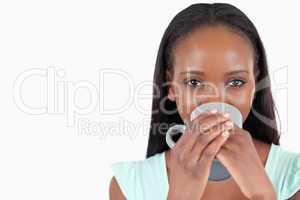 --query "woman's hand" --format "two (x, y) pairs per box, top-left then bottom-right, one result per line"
(167, 110), (234, 200)
(216, 123), (277, 200)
